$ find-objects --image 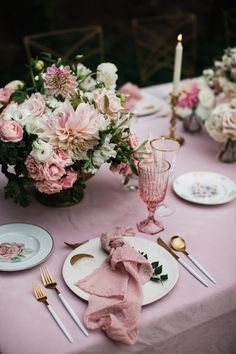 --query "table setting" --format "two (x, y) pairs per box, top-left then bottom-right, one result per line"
(0, 34), (236, 354)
